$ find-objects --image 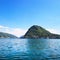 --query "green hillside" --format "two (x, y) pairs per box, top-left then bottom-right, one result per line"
(23, 25), (60, 39)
